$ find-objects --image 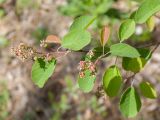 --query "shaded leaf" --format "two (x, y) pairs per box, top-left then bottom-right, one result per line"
(31, 58), (56, 88)
(122, 57), (146, 73)
(120, 87), (141, 118)
(140, 81), (157, 99)
(138, 48), (152, 60)
(130, 11), (136, 19)
(122, 48), (151, 73)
